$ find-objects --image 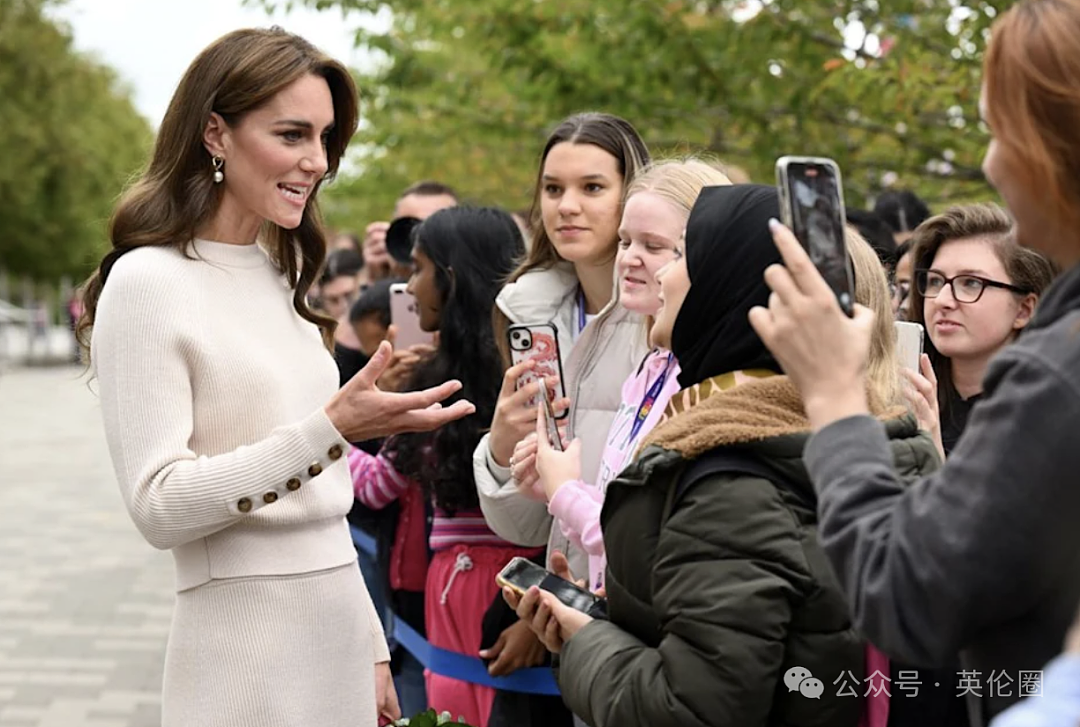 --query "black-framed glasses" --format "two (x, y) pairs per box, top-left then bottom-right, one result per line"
(889, 279), (911, 303)
(915, 269), (1031, 304)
